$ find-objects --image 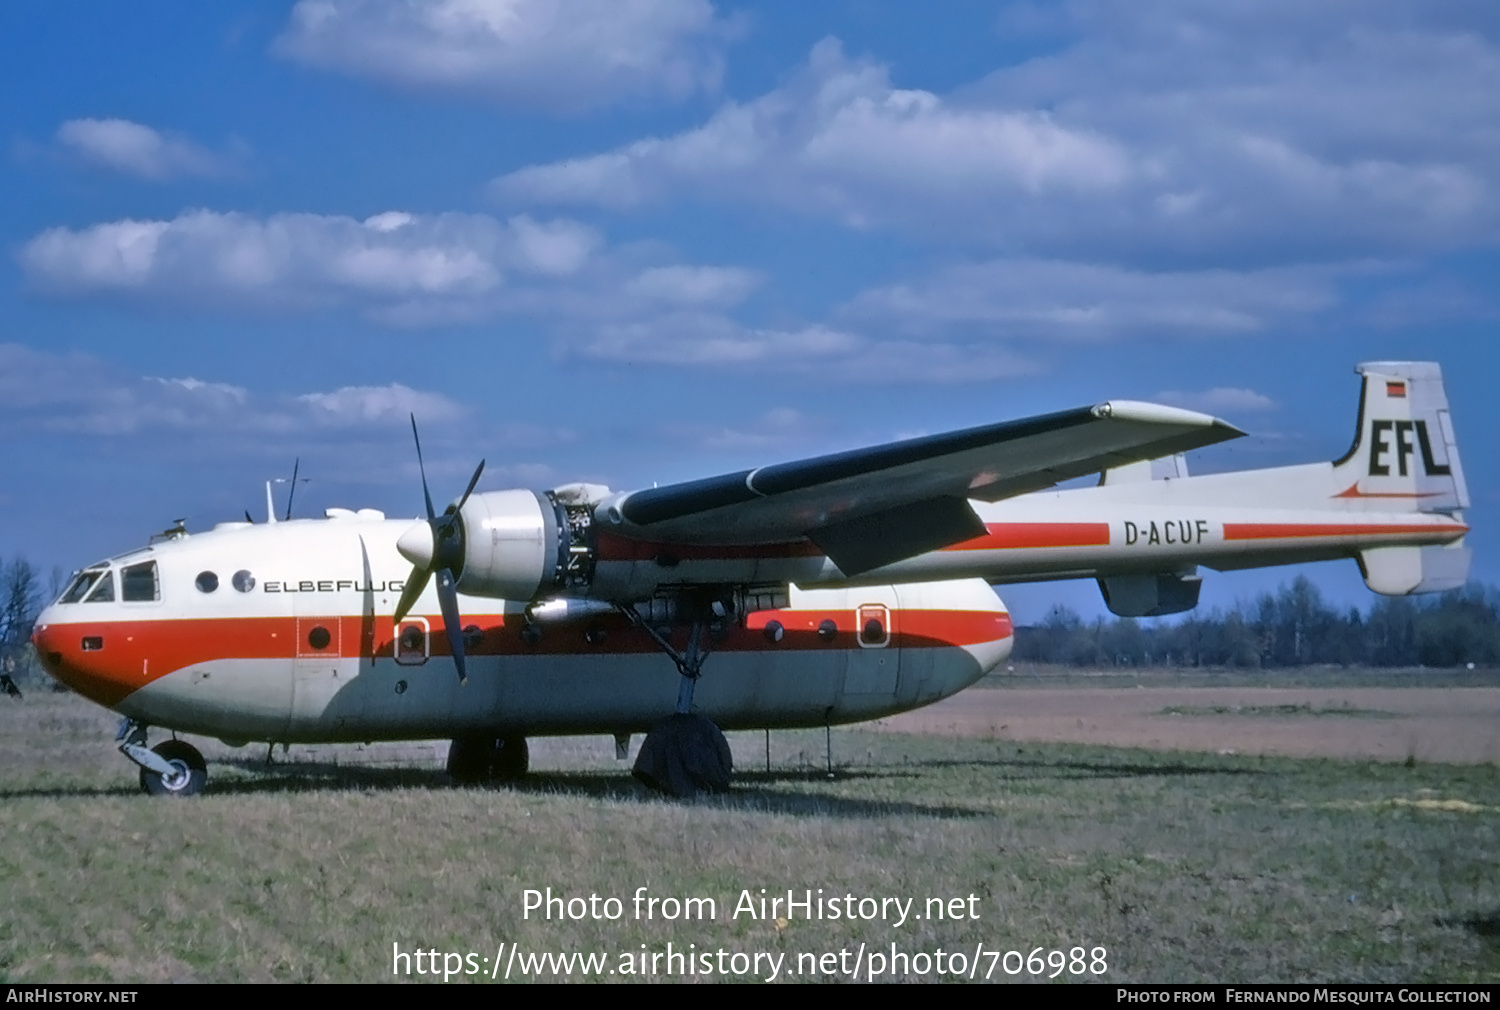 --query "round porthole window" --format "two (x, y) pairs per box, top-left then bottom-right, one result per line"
(232, 570), (255, 593)
(307, 626), (331, 650)
(399, 626), (424, 653)
(195, 571), (219, 593)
